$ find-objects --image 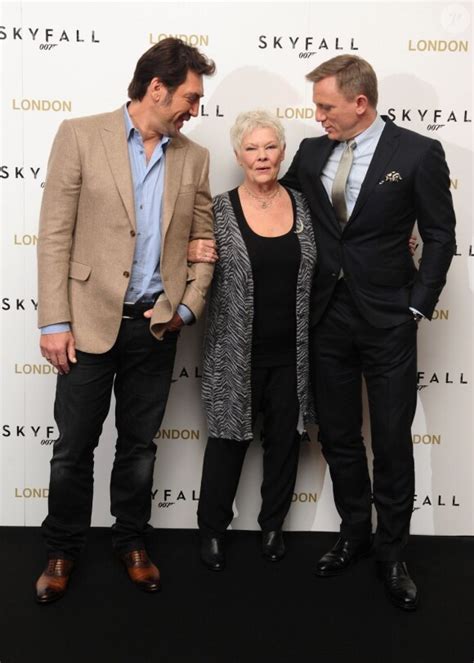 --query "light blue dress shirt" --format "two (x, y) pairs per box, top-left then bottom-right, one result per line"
(123, 104), (170, 303)
(42, 104), (193, 335)
(320, 113), (385, 217)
